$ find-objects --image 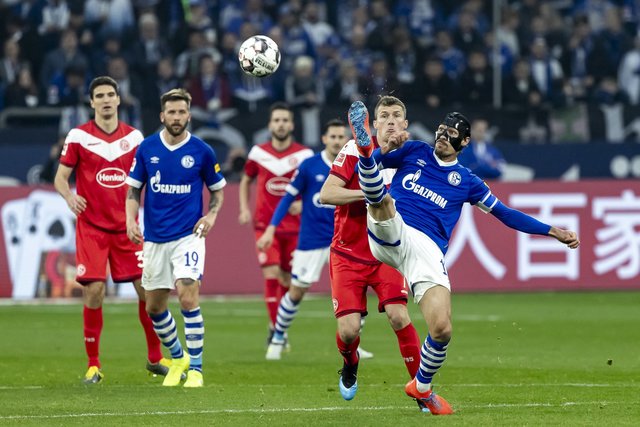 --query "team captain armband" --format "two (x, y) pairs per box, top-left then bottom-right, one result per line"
(475, 192), (499, 213)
